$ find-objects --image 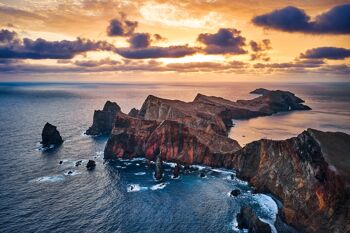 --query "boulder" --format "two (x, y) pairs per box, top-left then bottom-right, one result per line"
(230, 189), (241, 197)
(41, 122), (63, 147)
(86, 160), (96, 170)
(236, 206), (272, 233)
(86, 101), (121, 135)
